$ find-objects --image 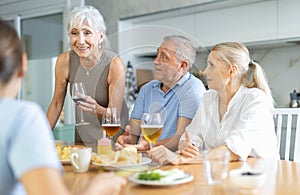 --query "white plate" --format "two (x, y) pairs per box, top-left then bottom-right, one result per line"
(129, 172), (193, 186)
(92, 157), (152, 171)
